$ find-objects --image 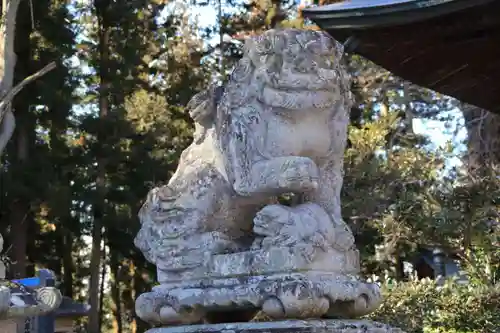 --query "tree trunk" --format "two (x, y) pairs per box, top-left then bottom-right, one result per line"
(8, 200), (27, 278)
(110, 252), (123, 333)
(0, 0), (57, 279)
(0, 0), (55, 158)
(0, 0), (20, 277)
(0, 0), (21, 156)
(88, 1), (111, 331)
(98, 245), (107, 332)
(7, 0), (30, 278)
(8, 104), (30, 279)
(88, 184), (104, 329)
(460, 104), (499, 251)
(133, 267), (150, 333)
(52, 227), (64, 277)
(394, 253), (405, 281)
(62, 228), (74, 298)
